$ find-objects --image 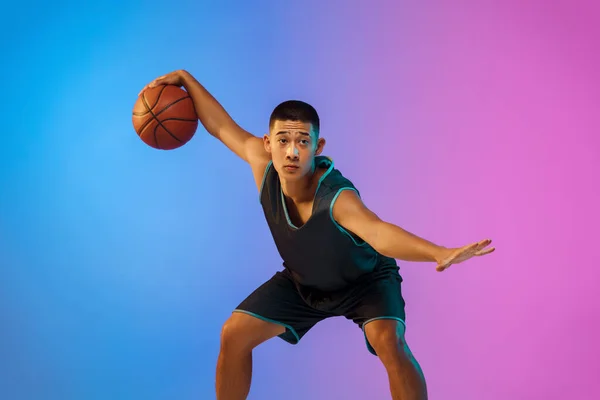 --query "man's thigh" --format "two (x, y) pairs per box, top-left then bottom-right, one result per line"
(234, 269), (332, 345)
(338, 271), (406, 355)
